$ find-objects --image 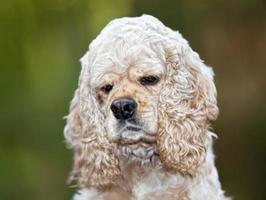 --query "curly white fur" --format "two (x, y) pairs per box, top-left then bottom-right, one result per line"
(65, 15), (230, 200)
